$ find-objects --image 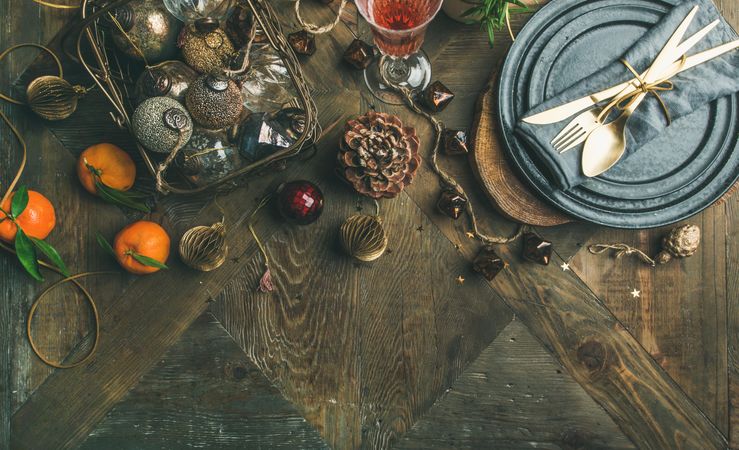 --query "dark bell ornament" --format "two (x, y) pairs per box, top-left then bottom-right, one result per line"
(473, 246), (506, 281)
(109, 0), (181, 63)
(419, 80), (454, 113)
(180, 24), (236, 73)
(437, 190), (467, 220)
(277, 180), (324, 225)
(236, 108), (306, 162)
(443, 129), (469, 156)
(186, 74), (244, 129)
(225, 5), (258, 48)
(343, 39), (374, 70)
(134, 60), (197, 106)
(132, 97), (193, 154)
(26, 76), (86, 121)
(287, 30), (316, 56)
(175, 127), (242, 186)
(522, 232), (552, 266)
